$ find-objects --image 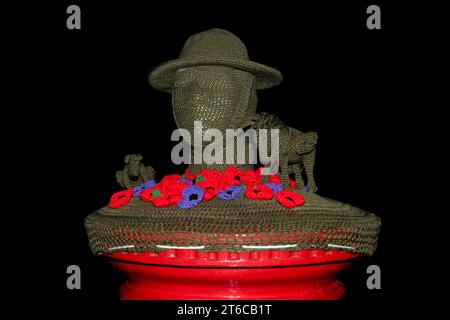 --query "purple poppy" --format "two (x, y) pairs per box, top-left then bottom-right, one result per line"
(217, 185), (243, 200)
(264, 182), (283, 193)
(143, 179), (157, 189)
(133, 179), (157, 197)
(178, 185), (204, 209)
